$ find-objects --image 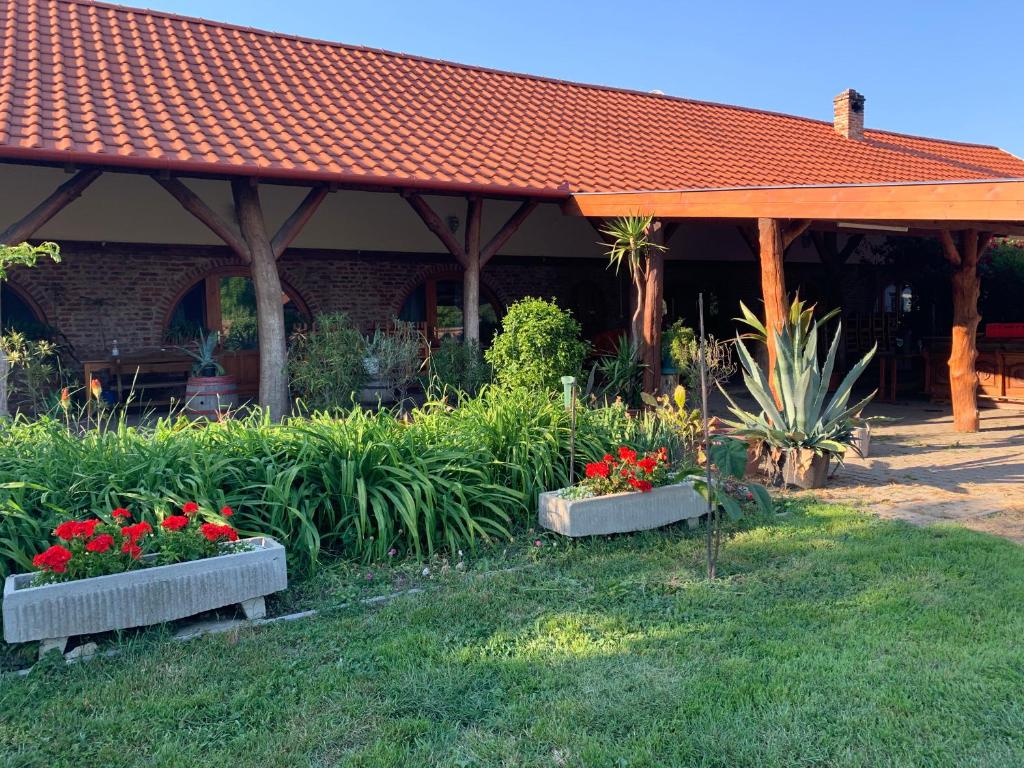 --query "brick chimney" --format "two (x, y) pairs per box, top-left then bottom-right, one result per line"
(833, 89), (865, 140)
